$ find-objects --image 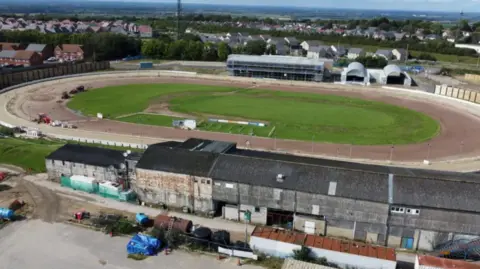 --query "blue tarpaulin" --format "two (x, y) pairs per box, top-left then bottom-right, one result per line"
(126, 234), (161, 256)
